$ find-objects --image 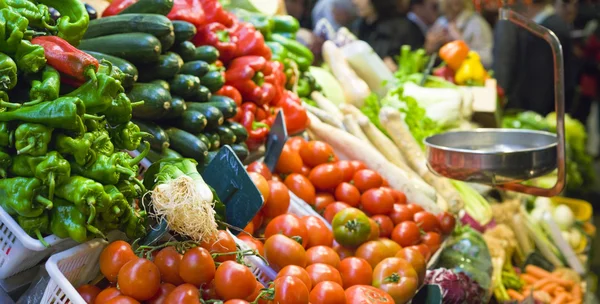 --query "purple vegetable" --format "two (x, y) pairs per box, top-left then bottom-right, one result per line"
(424, 268), (486, 304)
(460, 213), (497, 233)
